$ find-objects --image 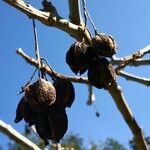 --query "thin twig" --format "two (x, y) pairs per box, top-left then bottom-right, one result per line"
(32, 19), (41, 69)
(122, 59), (150, 67)
(0, 120), (41, 150)
(119, 71), (150, 86)
(81, 0), (87, 27)
(81, 0), (98, 35)
(16, 48), (89, 84)
(112, 45), (150, 67)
